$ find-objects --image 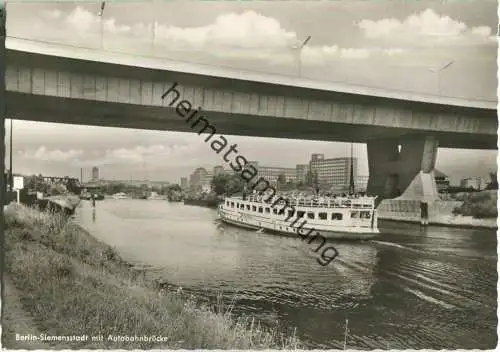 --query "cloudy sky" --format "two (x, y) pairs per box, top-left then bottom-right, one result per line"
(5, 0), (498, 184)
